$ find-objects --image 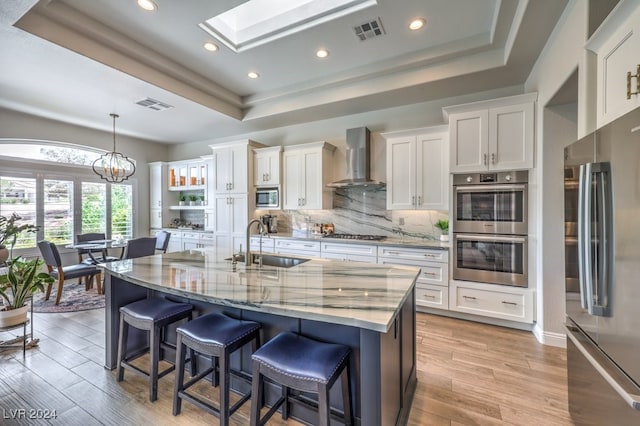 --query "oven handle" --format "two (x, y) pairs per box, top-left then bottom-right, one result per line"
(454, 234), (527, 244)
(454, 184), (527, 192)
